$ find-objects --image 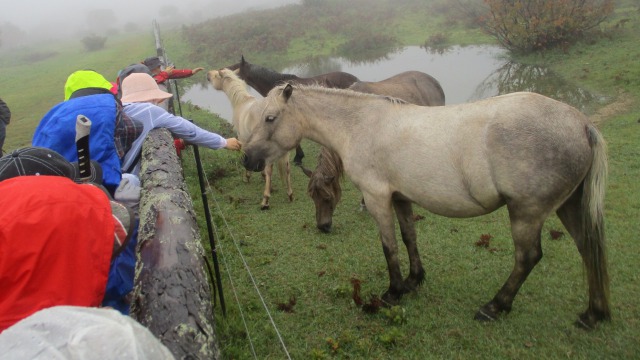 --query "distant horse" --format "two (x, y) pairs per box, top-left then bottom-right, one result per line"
(242, 84), (610, 329)
(301, 71), (446, 233)
(207, 68), (293, 210)
(224, 55), (360, 165)
(348, 70), (445, 106)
